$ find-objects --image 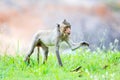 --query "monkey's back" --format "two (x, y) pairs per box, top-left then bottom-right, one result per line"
(33, 29), (57, 46)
